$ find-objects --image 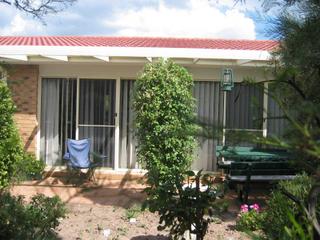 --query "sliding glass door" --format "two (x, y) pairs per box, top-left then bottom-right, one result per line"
(40, 78), (116, 167)
(78, 79), (116, 167)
